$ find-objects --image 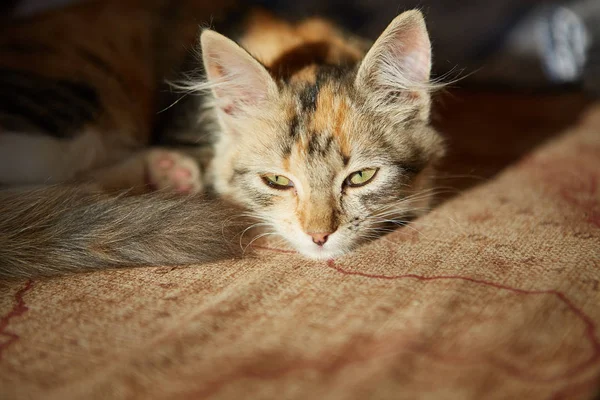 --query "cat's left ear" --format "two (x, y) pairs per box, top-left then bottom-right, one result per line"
(200, 30), (277, 116)
(355, 10), (432, 108)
